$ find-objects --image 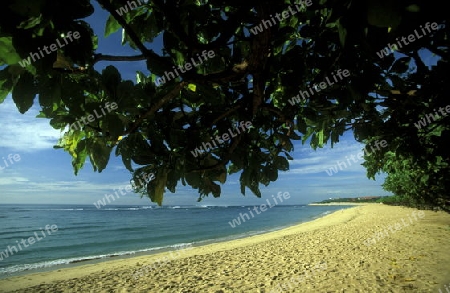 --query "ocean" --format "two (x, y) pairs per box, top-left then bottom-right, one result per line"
(0, 204), (353, 279)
